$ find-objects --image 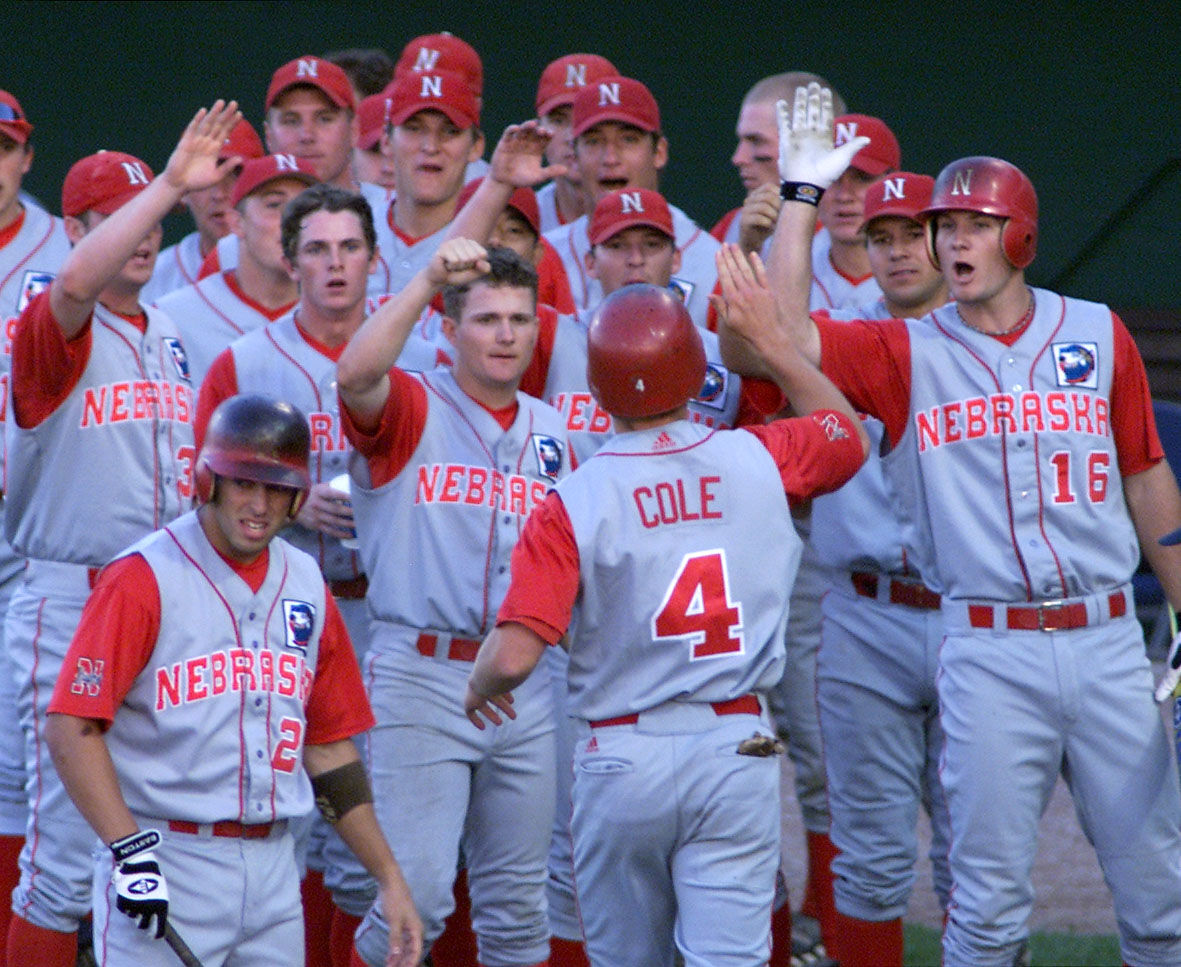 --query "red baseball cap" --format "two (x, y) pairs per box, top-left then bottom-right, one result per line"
(859, 171), (935, 230)
(572, 76), (661, 138)
(230, 154), (318, 208)
(266, 56), (357, 112)
(357, 92), (393, 150)
(386, 69), (480, 129)
(833, 114), (900, 176)
(535, 54), (619, 117)
(588, 188), (674, 245)
(61, 151), (155, 218)
(456, 178), (541, 236)
(0, 90), (32, 145)
(395, 33), (483, 99)
(222, 118), (265, 163)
